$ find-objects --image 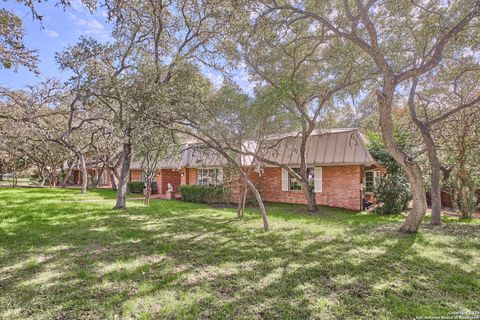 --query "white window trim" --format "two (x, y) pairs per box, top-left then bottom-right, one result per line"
(364, 170), (380, 194)
(281, 166), (322, 193)
(197, 167), (223, 186)
(314, 167), (322, 193)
